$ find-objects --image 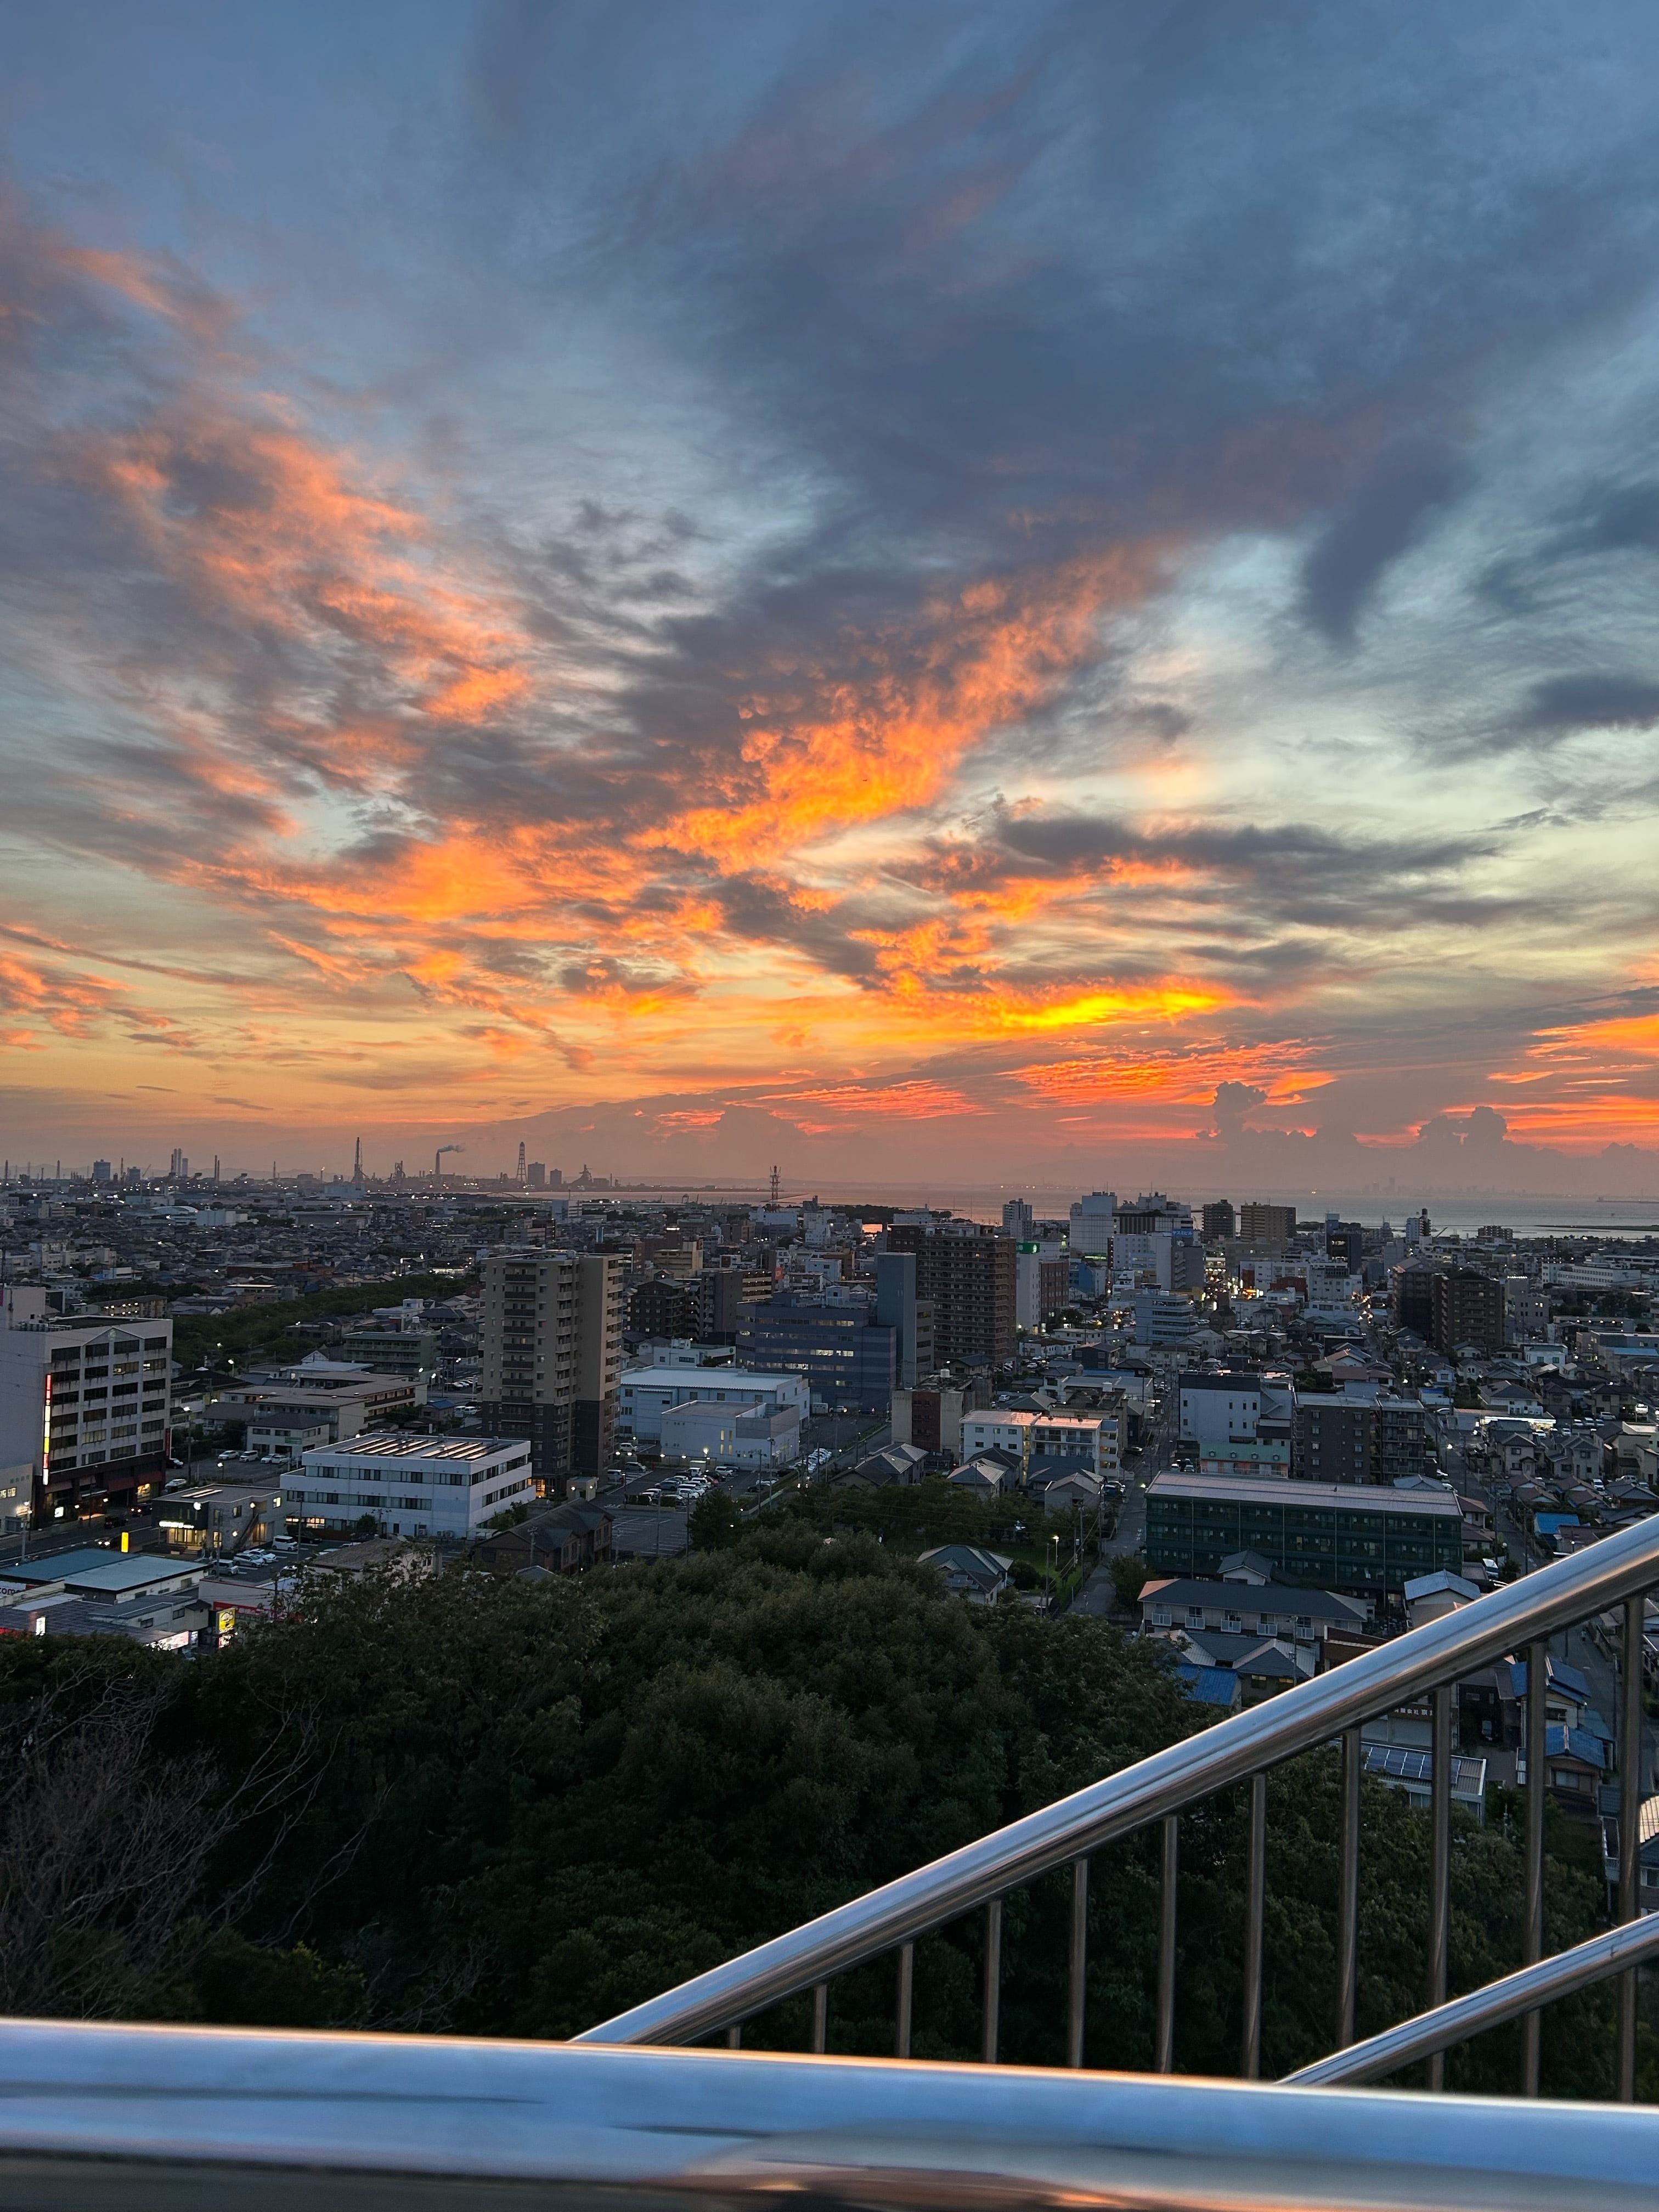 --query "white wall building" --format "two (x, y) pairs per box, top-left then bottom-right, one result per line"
(617, 1363), (809, 1443)
(659, 1397), (802, 1469)
(1, 1297), (172, 1523)
(1179, 1373), (1266, 1456)
(291, 1433), (535, 1540)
